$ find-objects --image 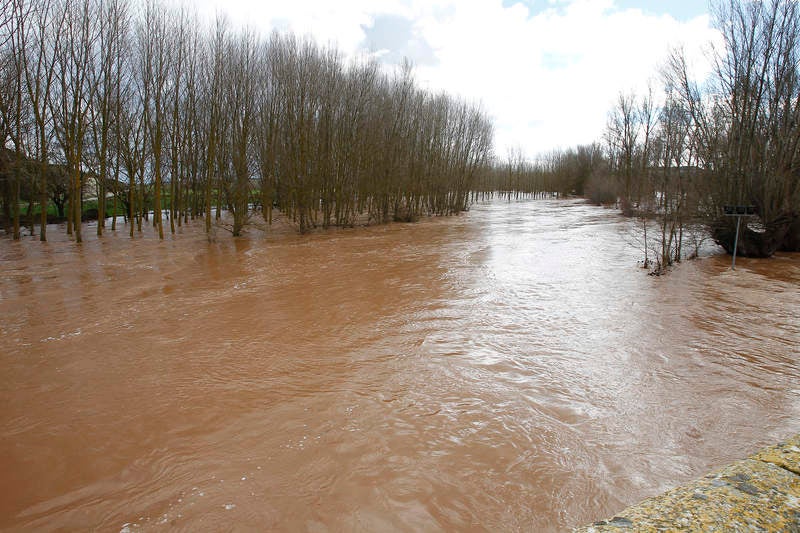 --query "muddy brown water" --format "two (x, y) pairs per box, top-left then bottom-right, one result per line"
(1, 199), (798, 532)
